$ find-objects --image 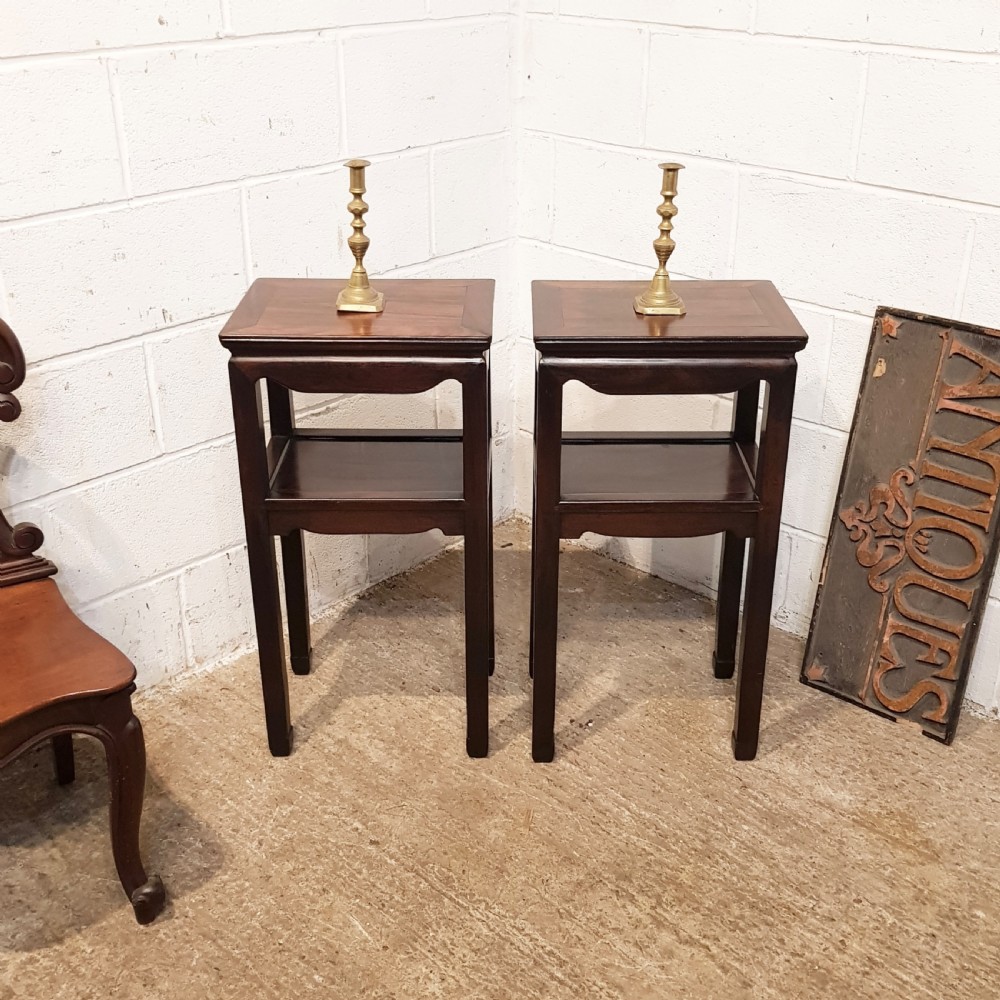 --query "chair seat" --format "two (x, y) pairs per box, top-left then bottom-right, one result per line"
(0, 579), (136, 727)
